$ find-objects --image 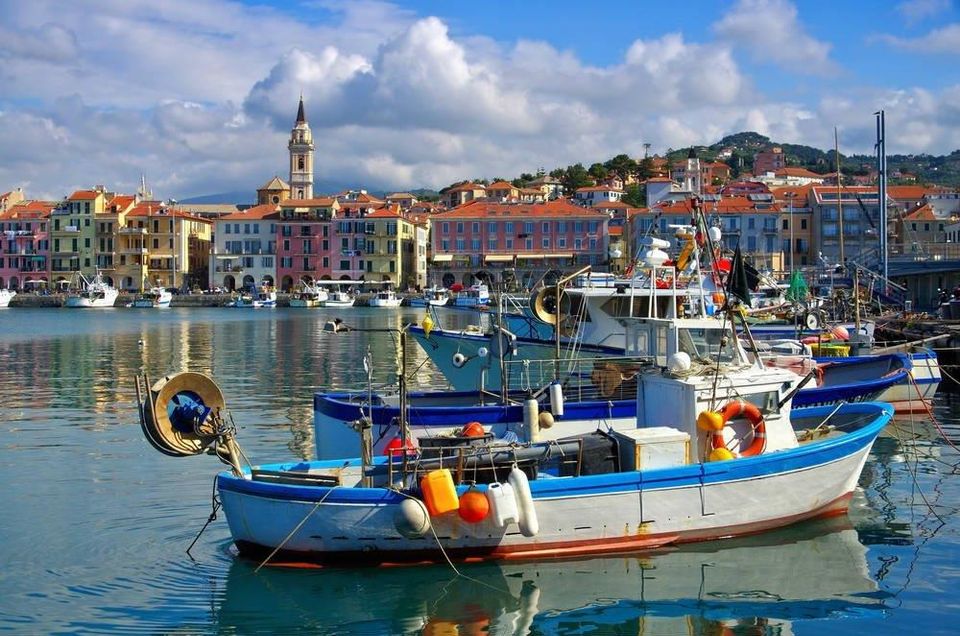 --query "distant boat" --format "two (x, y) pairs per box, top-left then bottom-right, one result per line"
(230, 286), (277, 308)
(132, 287), (172, 308)
(289, 279), (328, 308)
(409, 286), (450, 307)
(321, 290), (355, 308)
(368, 289), (403, 308)
(0, 289), (15, 308)
(64, 271), (118, 308)
(454, 283), (490, 307)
